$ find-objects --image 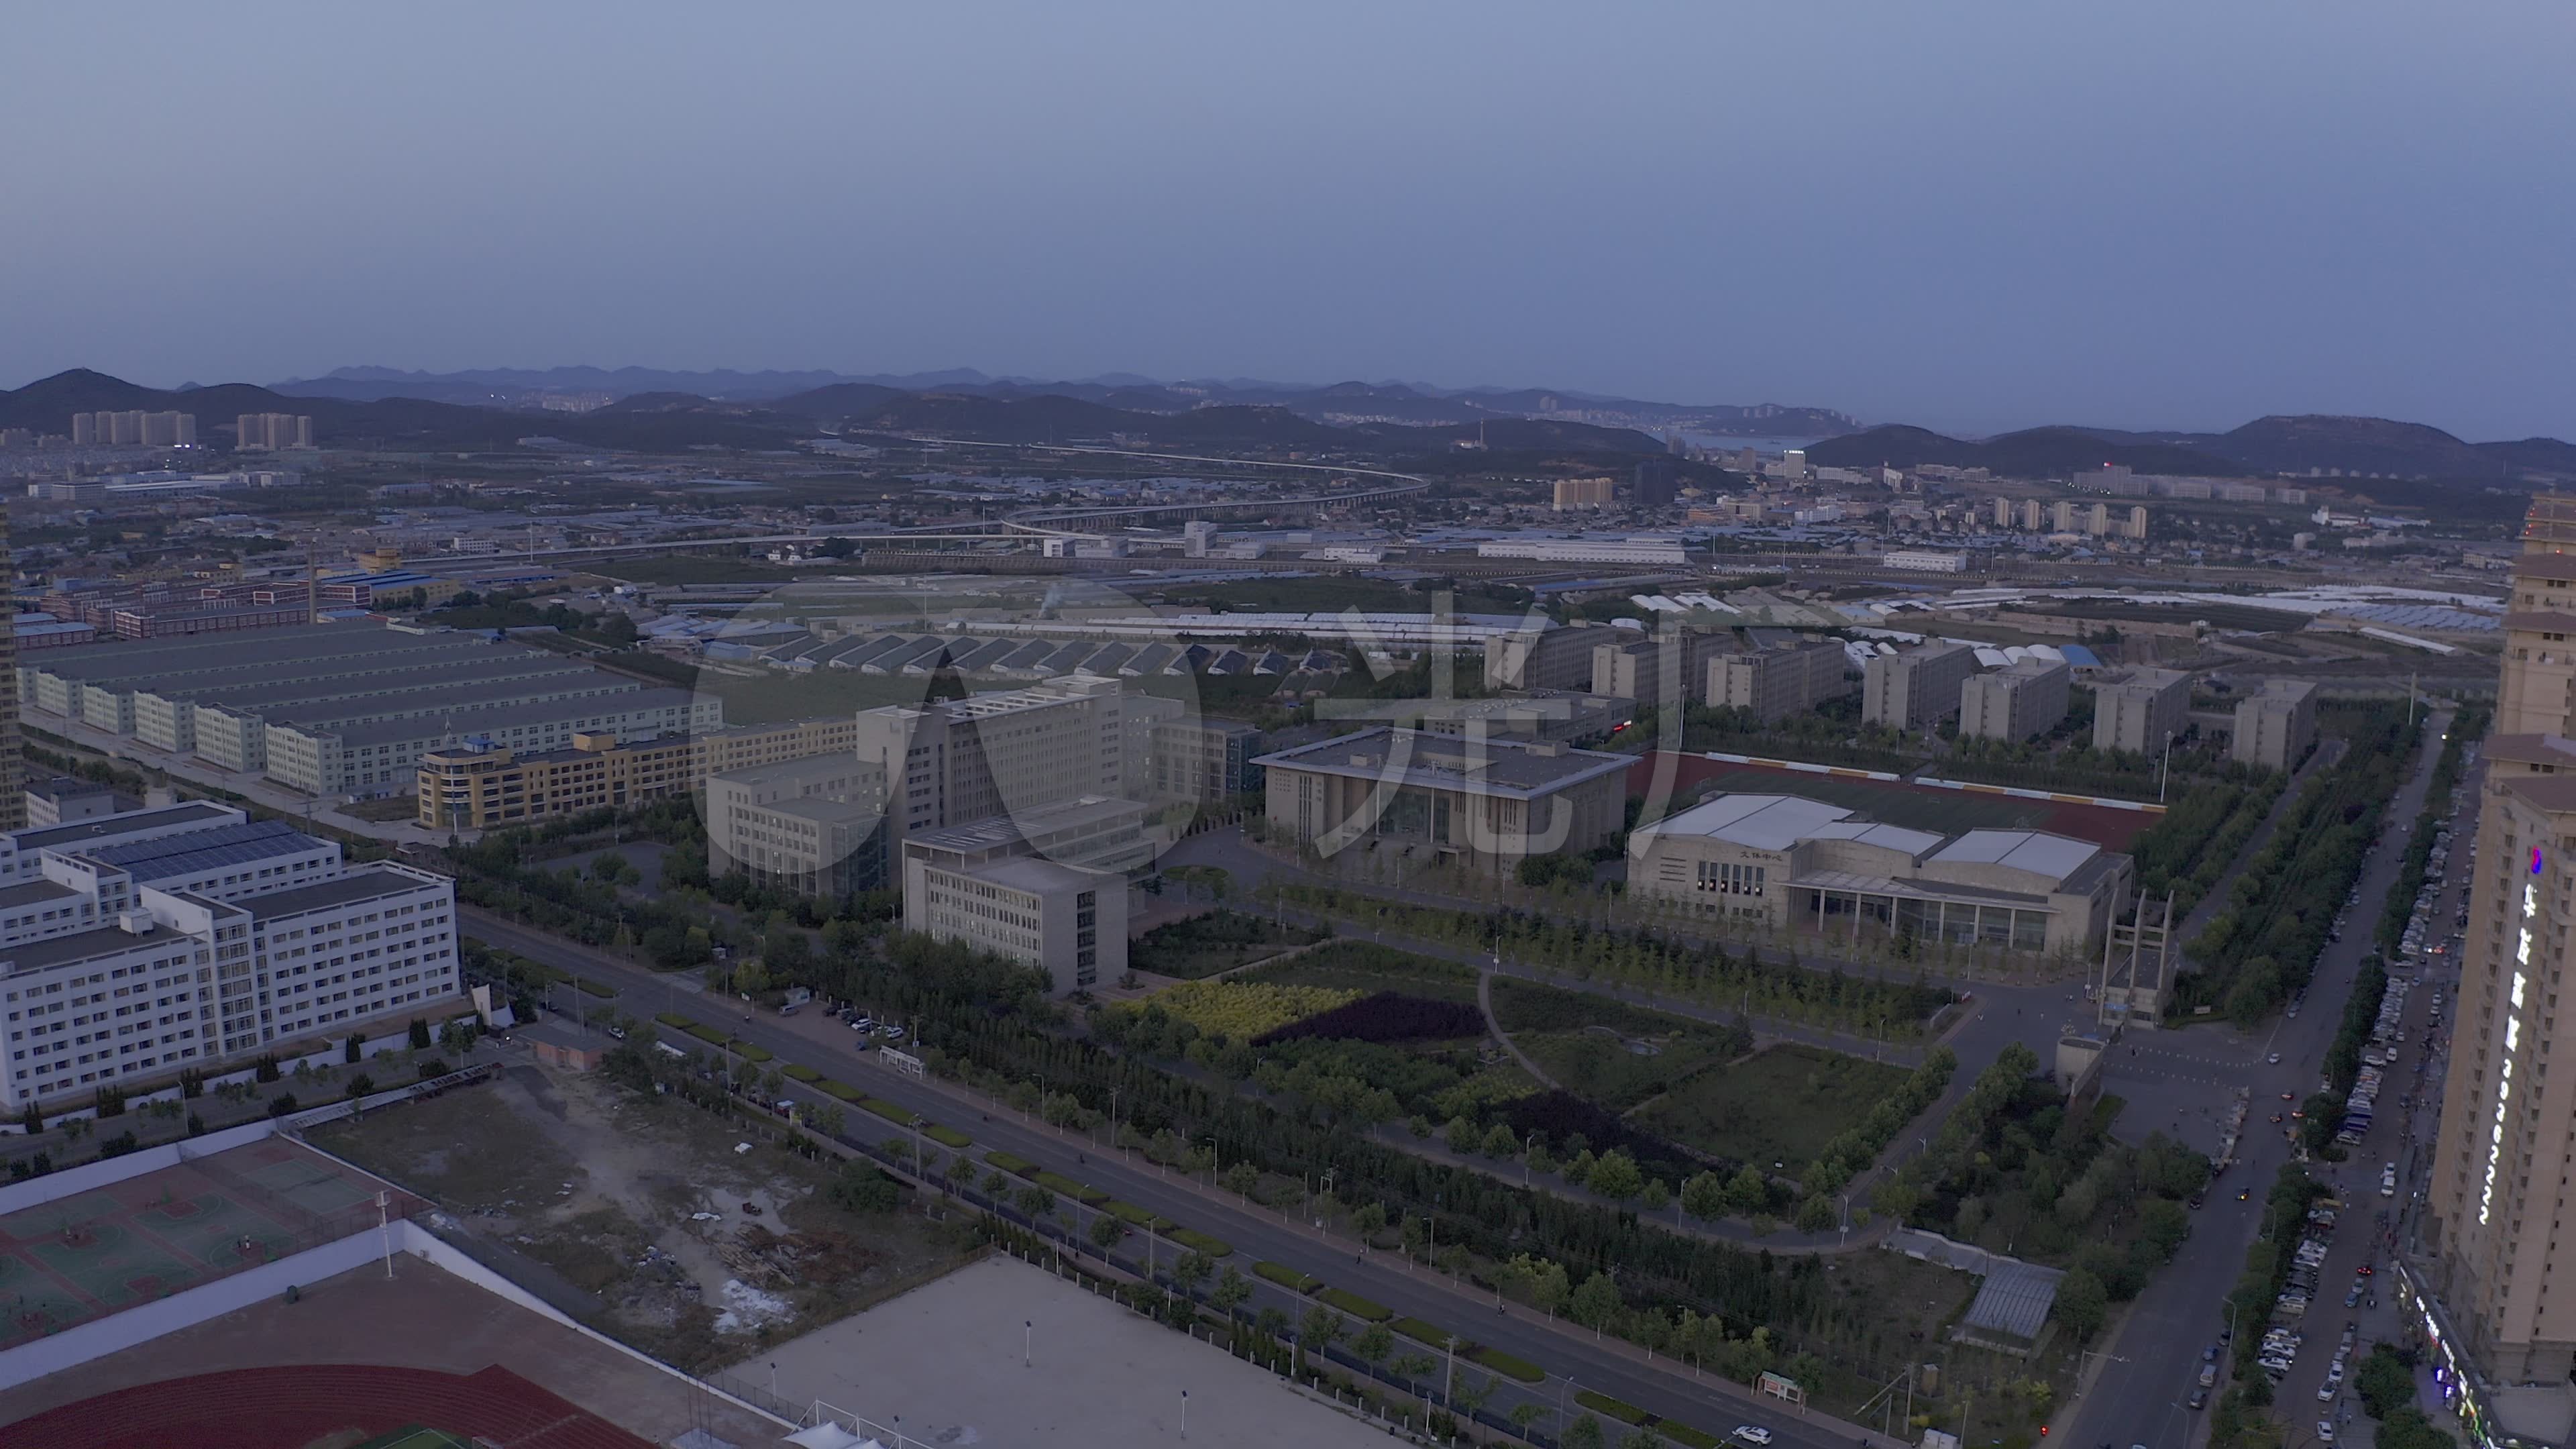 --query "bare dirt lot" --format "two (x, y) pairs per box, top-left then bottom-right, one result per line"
(309, 1060), (978, 1371)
